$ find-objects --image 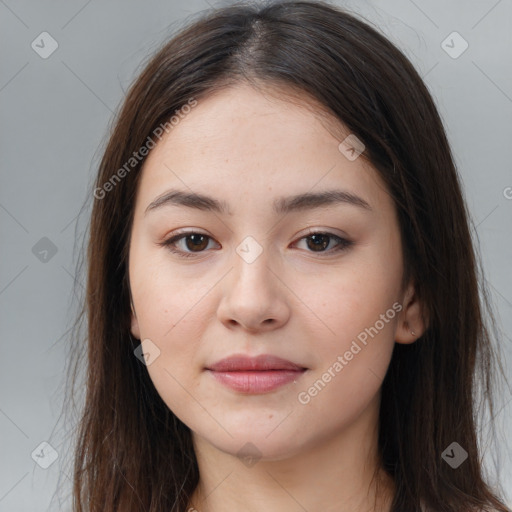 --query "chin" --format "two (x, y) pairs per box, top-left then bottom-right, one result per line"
(196, 428), (308, 463)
